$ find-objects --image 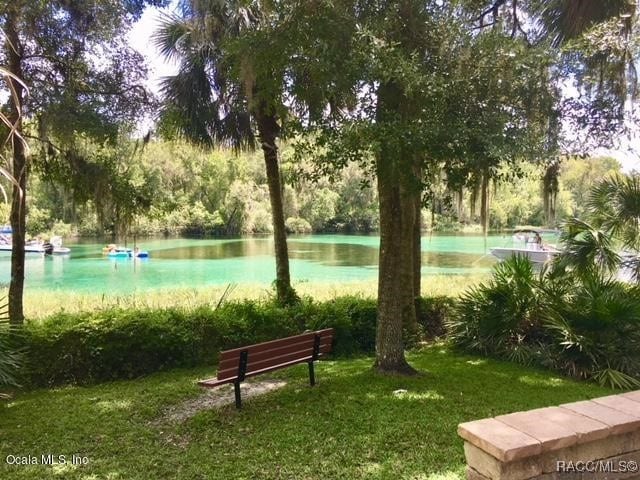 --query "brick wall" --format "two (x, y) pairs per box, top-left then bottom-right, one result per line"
(458, 392), (640, 480)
